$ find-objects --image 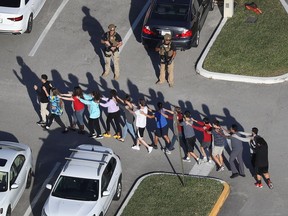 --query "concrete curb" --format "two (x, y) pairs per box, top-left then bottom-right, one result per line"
(209, 182), (230, 216)
(196, 1), (288, 84)
(116, 172), (230, 216)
